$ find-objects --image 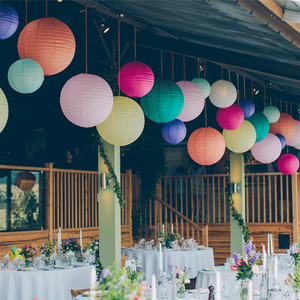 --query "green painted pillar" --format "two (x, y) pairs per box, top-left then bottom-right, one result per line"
(230, 152), (245, 255)
(98, 139), (121, 269)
